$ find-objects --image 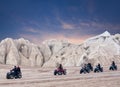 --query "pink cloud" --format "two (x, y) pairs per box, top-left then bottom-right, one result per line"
(19, 31), (92, 45)
(62, 22), (74, 29)
(57, 17), (75, 30)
